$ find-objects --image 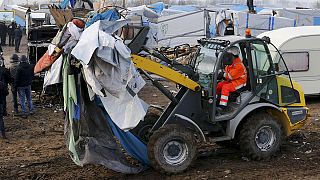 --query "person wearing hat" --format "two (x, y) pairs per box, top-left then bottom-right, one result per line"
(0, 21), (7, 46)
(9, 54), (20, 114)
(14, 25), (23, 53)
(216, 46), (247, 114)
(8, 20), (17, 47)
(15, 55), (34, 118)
